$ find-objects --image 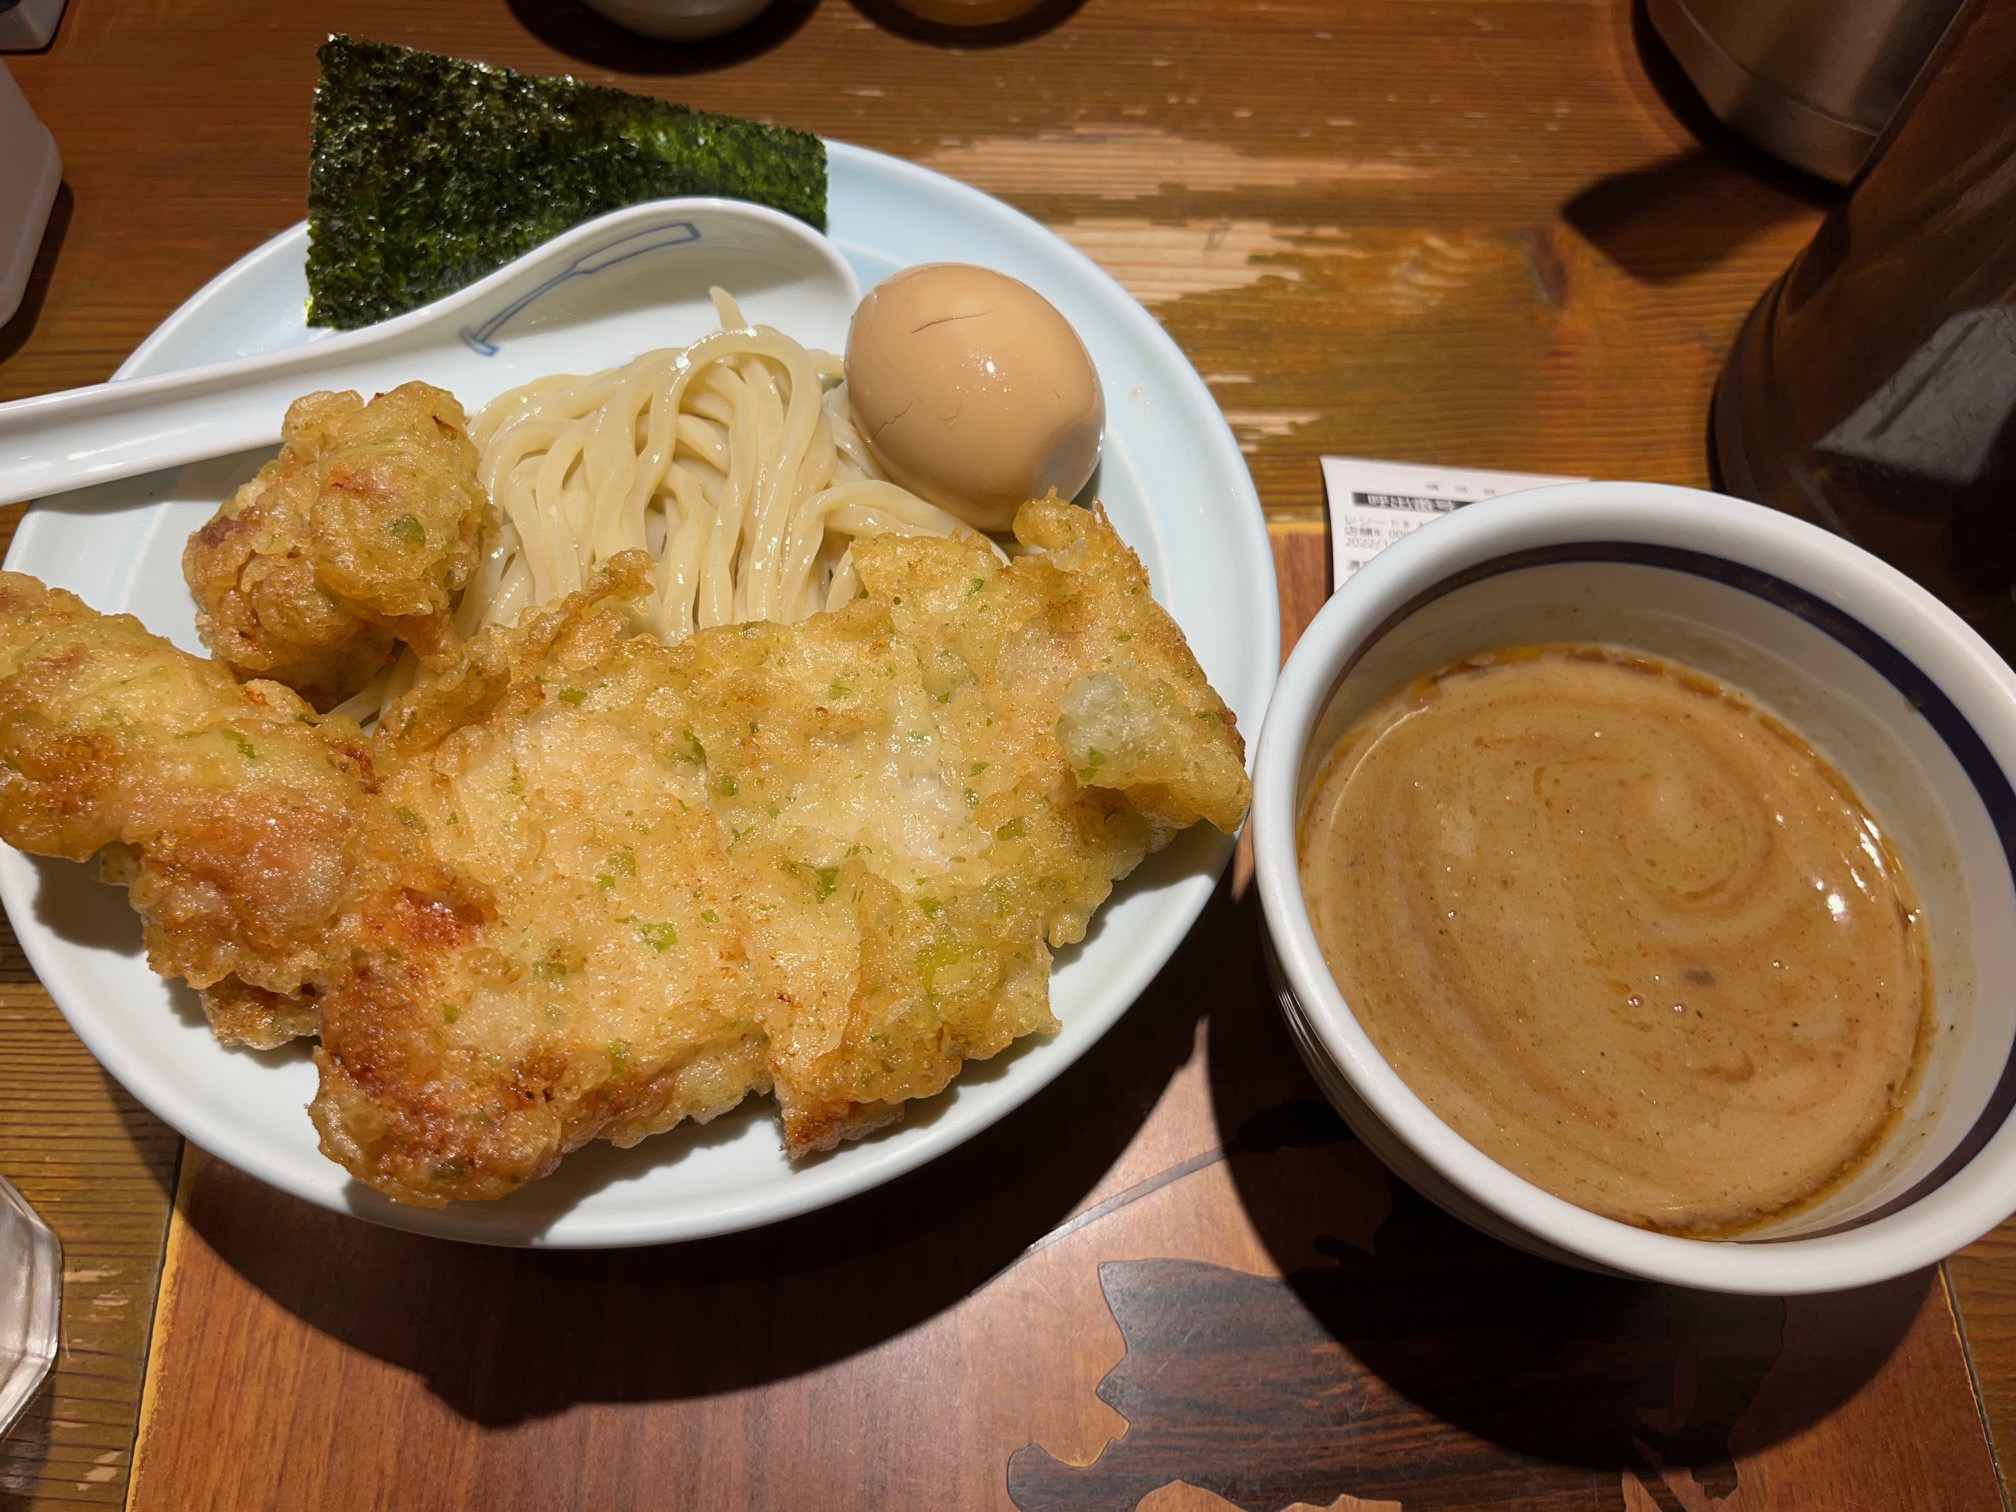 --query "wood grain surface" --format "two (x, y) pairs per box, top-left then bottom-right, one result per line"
(0, 0), (2011, 1508)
